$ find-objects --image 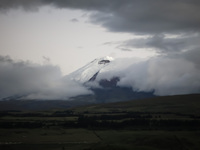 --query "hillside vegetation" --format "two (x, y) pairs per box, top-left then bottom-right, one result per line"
(74, 94), (200, 114)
